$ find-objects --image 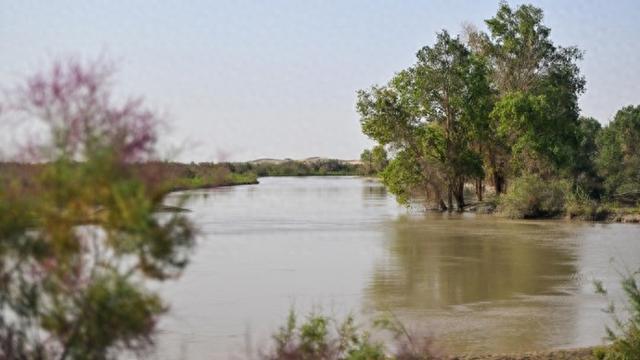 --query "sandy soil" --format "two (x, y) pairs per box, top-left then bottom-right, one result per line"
(449, 347), (596, 360)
